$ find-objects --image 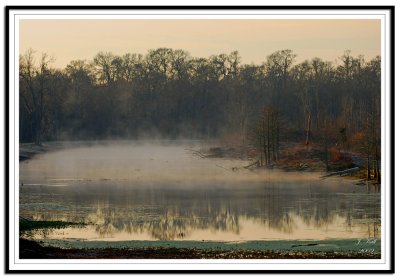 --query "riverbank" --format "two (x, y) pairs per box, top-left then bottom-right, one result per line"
(20, 238), (380, 259)
(199, 142), (379, 184)
(20, 142), (71, 161)
(20, 143), (49, 161)
(19, 219), (381, 259)
(201, 143), (357, 172)
(20, 141), (110, 161)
